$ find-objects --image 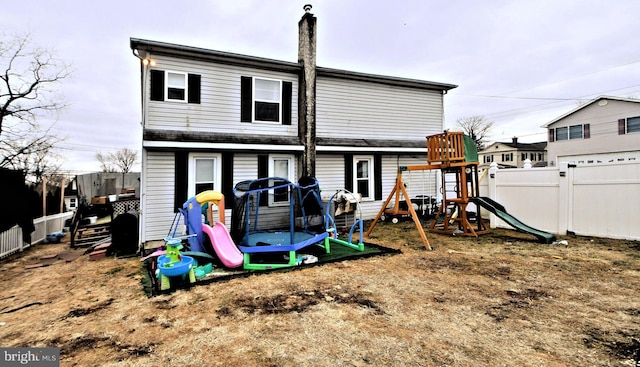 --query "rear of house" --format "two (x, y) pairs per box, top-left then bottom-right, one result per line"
(131, 8), (456, 247)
